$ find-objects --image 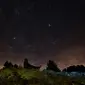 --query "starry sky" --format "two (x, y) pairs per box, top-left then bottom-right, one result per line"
(0, 0), (85, 69)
